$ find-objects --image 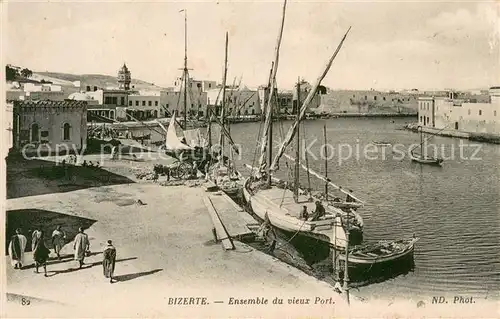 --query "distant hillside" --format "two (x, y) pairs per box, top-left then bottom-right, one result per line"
(35, 72), (165, 91)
